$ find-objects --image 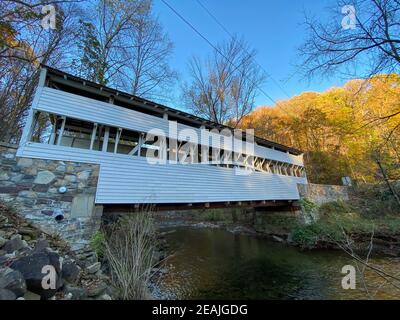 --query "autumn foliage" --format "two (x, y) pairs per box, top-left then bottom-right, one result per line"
(239, 75), (400, 185)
